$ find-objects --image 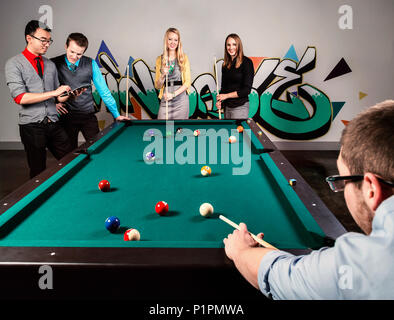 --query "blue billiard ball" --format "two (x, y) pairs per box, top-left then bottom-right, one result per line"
(105, 216), (120, 233)
(146, 151), (155, 161)
(148, 129), (155, 137)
